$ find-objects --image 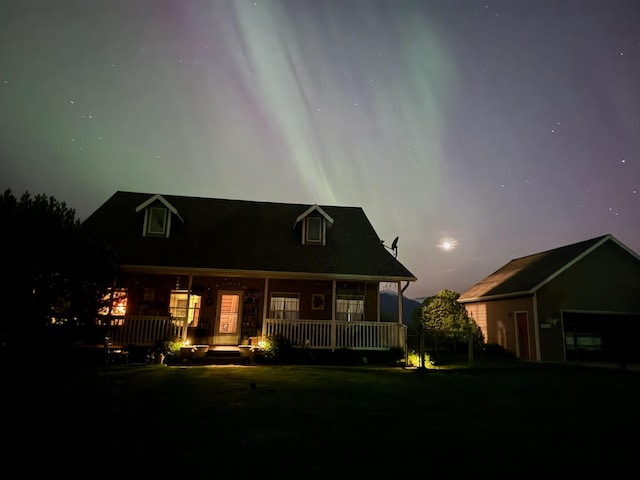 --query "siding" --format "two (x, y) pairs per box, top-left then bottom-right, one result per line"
(464, 296), (535, 359)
